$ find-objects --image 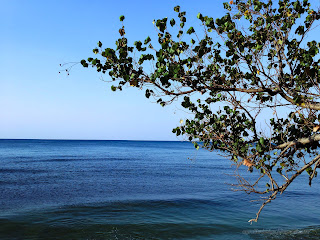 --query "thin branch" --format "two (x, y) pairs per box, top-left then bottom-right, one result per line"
(248, 190), (279, 223)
